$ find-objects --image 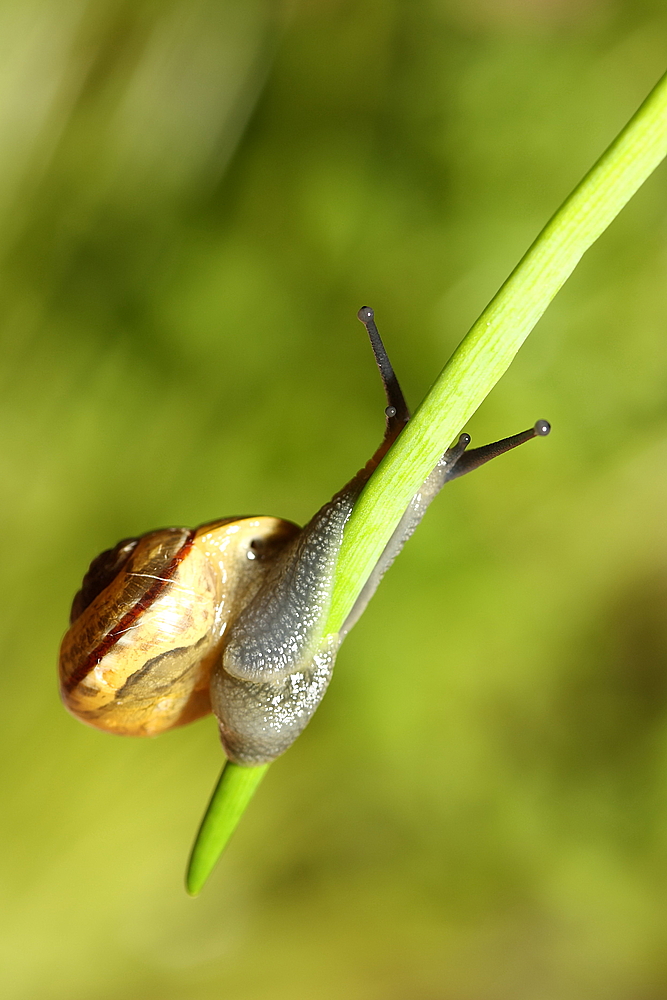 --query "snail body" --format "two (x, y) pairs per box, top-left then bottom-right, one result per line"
(59, 307), (549, 764)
